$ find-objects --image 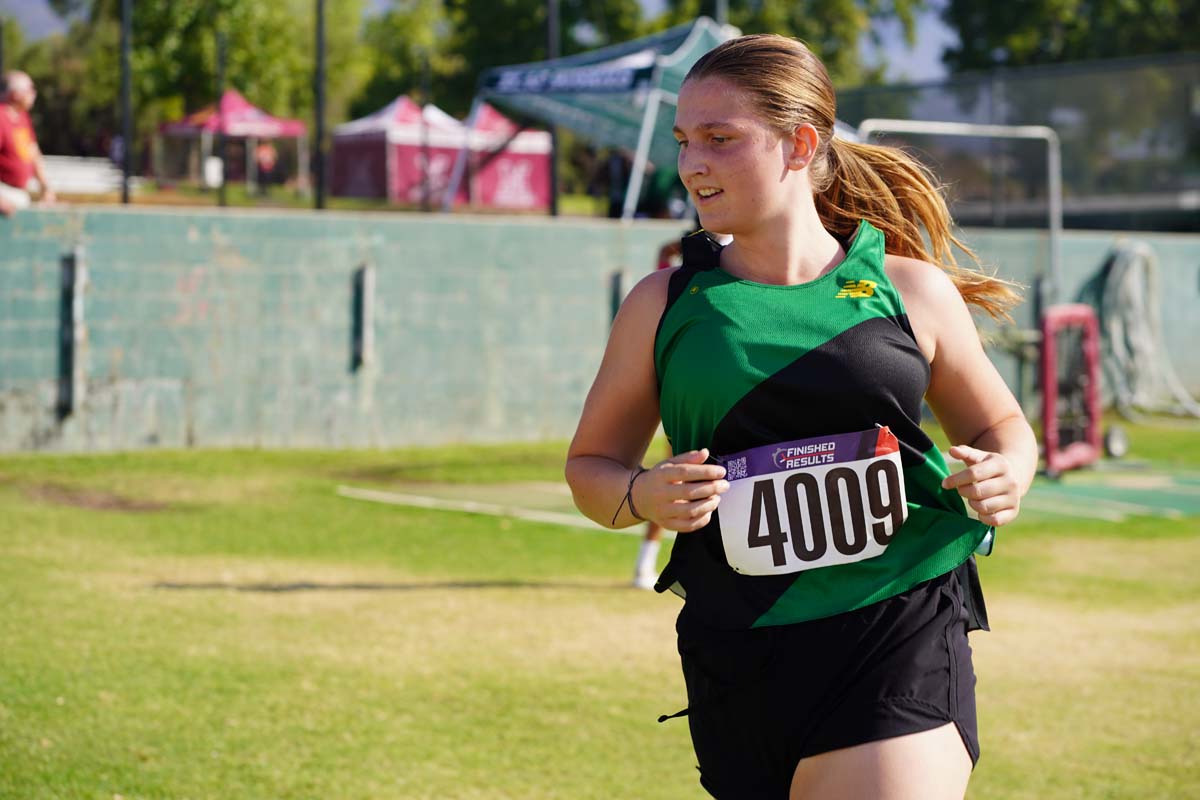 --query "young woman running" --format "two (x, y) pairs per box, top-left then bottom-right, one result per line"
(566, 34), (1038, 799)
